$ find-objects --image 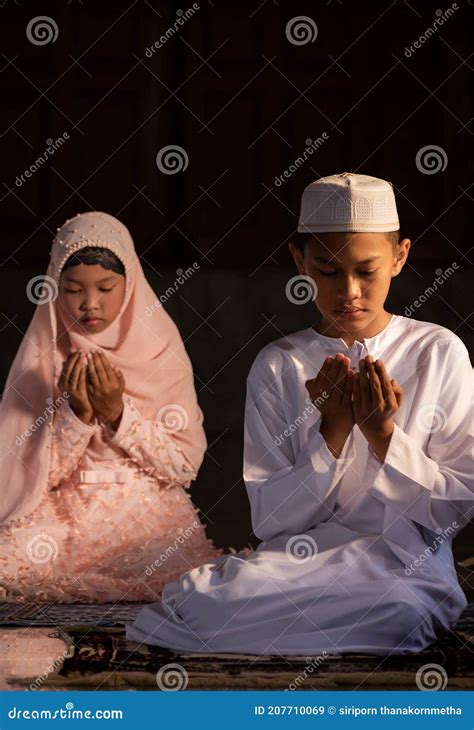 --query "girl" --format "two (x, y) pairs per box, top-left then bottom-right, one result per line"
(0, 211), (221, 603)
(126, 173), (473, 656)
